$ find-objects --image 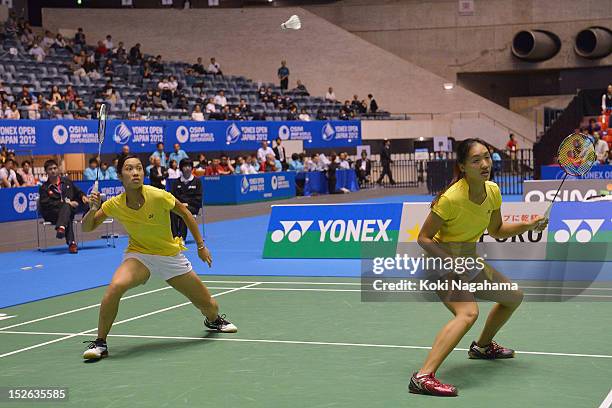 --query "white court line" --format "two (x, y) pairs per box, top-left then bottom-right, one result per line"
(0, 283), (260, 359)
(599, 389), (612, 408)
(1, 330), (611, 360)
